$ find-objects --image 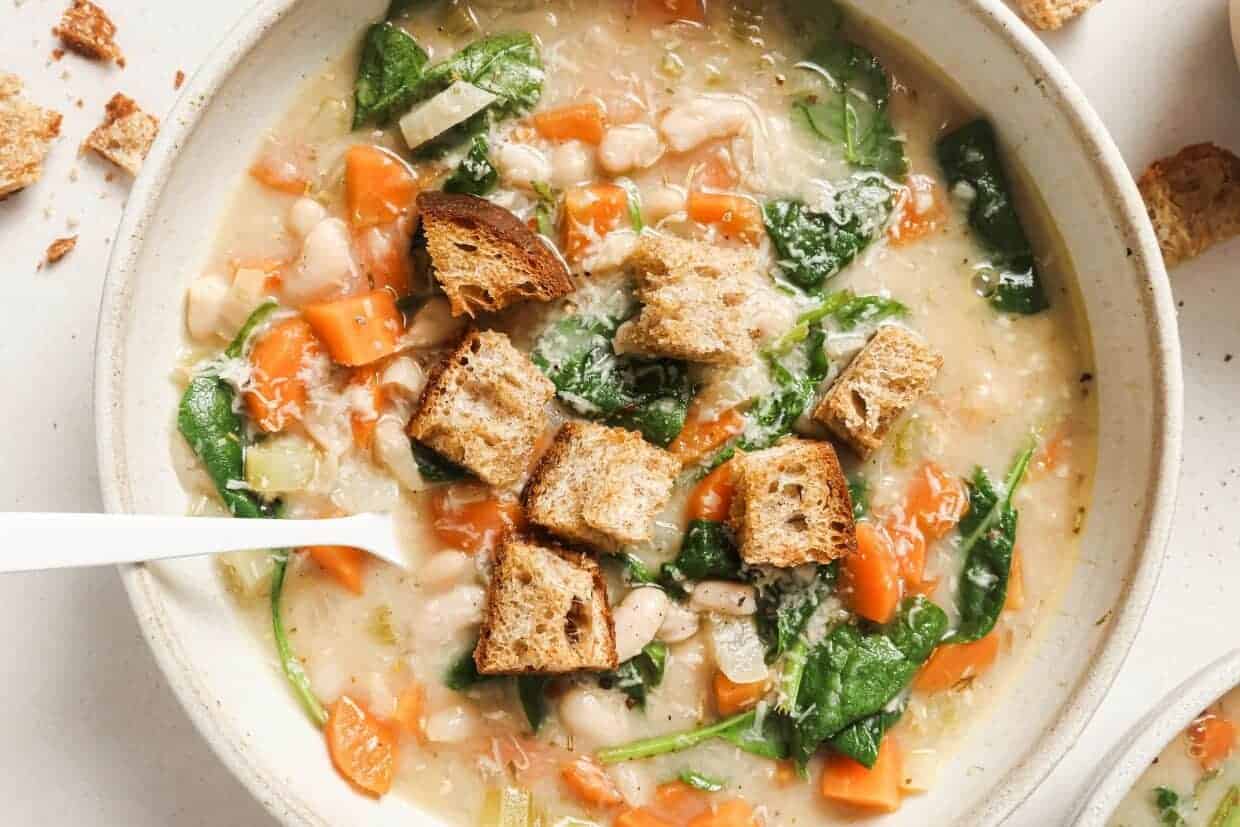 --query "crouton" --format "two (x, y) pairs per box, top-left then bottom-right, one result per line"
(1139, 143), (1240, 268)
(728, 438), (856, 568)
(0, 74), (62, 199)
(614, 232), (761, 366)
(524, 421), (680, 551)
(1017, 0), (1099, 30)
(813, 326), (942, 458)
(83, 93), (158, 176)
(417, 192), (574, 318)
(475, 534), (617, 674)
(45, 236), (77, 264)
(409, 329), (555, 489)
(53, 0), (125, 66)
